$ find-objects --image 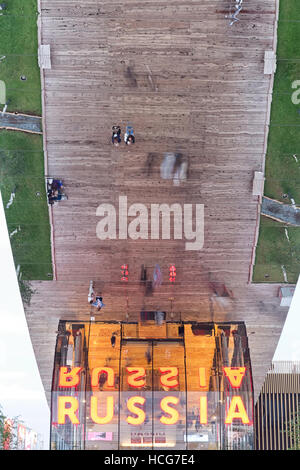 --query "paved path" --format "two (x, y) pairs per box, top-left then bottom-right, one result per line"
(0, 112), (42, 133)
(262, 196), (300, 226)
